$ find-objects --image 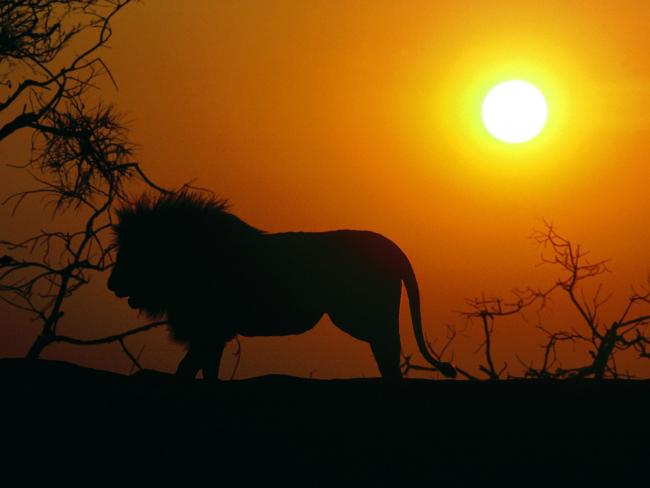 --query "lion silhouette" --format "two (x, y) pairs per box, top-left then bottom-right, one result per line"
(107, 192), (456, 380)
